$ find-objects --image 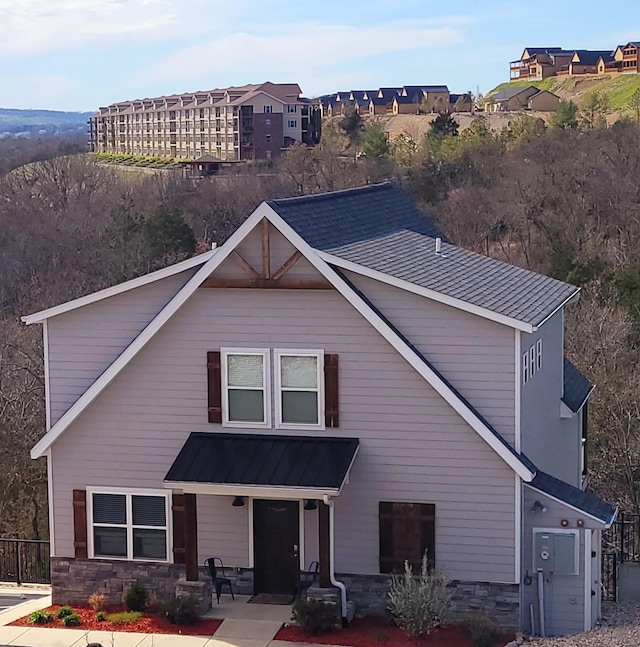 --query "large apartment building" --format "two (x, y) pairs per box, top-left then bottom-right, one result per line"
(89, 82), (321, 162)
